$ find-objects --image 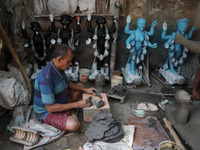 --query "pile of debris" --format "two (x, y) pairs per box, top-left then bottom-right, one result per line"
(85, 111), (124, 143)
